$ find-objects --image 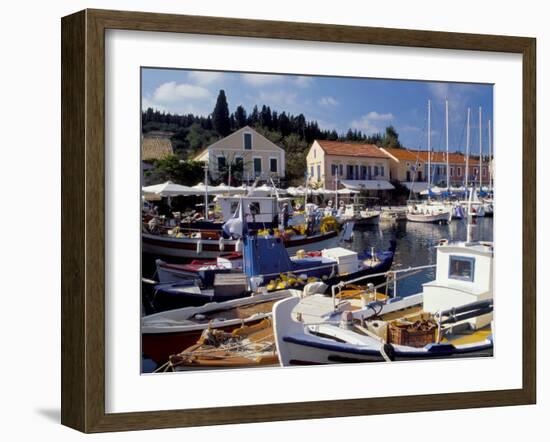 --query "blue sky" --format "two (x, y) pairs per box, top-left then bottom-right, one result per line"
(142, 68), (494, 155)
